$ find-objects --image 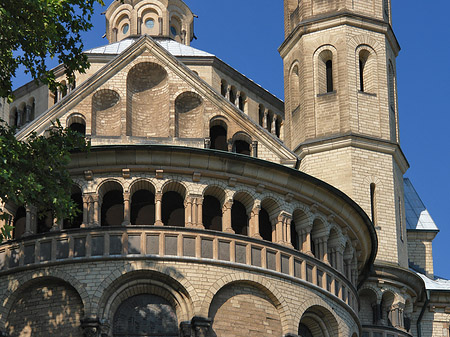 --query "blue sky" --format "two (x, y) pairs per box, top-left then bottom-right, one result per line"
(12, 1), (450, 278)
